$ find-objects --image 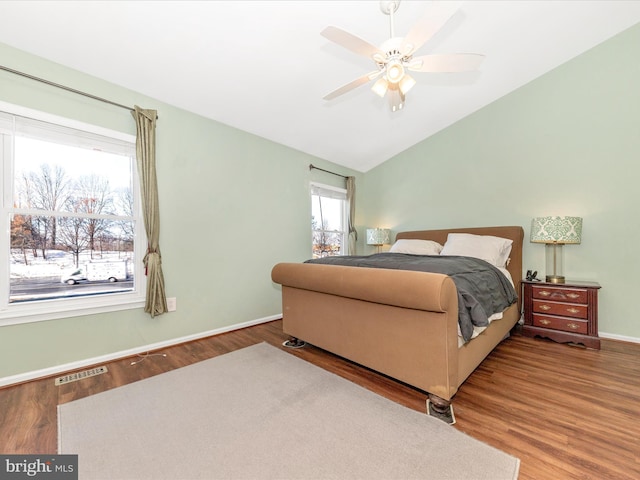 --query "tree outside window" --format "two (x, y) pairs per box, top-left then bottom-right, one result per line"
(311, 183), (347, 258)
